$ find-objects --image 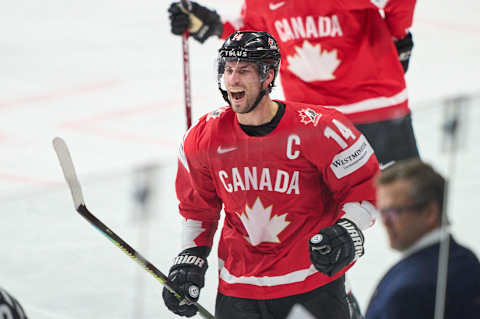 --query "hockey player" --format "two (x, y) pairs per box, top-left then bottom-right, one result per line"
(167, 0), (420, 169)
(0, 286), (28, 319)
(162, 31), (379, 319)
